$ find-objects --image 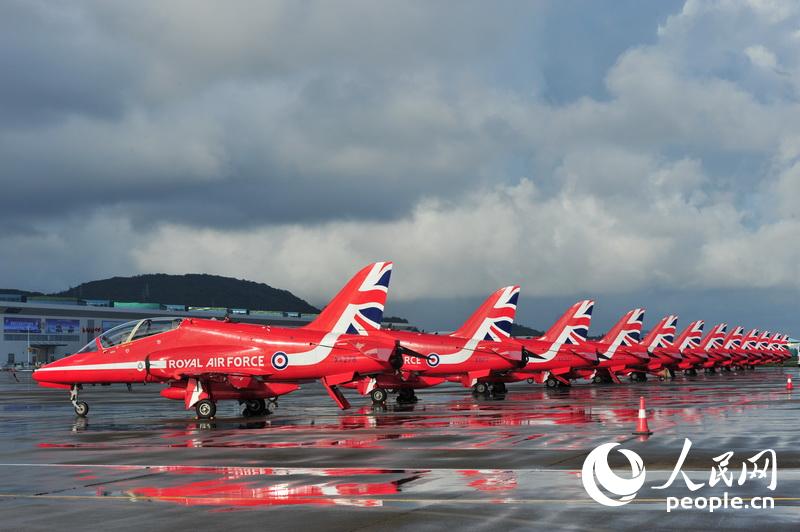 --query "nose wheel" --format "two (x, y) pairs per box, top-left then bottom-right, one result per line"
(70, 385), (89, 417)
(370, 388), (388, 405)
(195, 399), (217, 419)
